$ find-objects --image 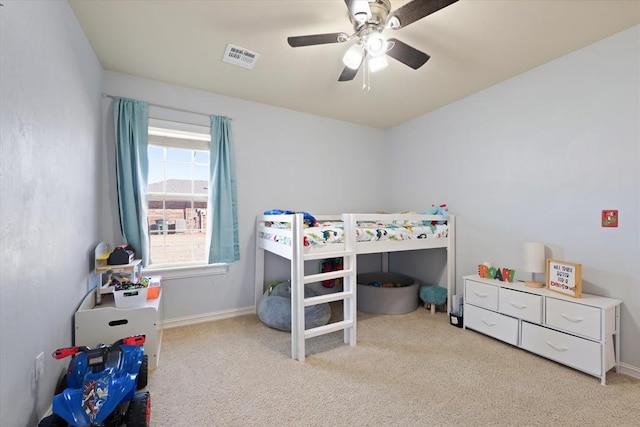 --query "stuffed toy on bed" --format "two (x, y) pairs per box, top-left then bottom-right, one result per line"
(424, 204), (449, 225)
(263, 209), (317, 227)
(257, 280), (331, 332)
